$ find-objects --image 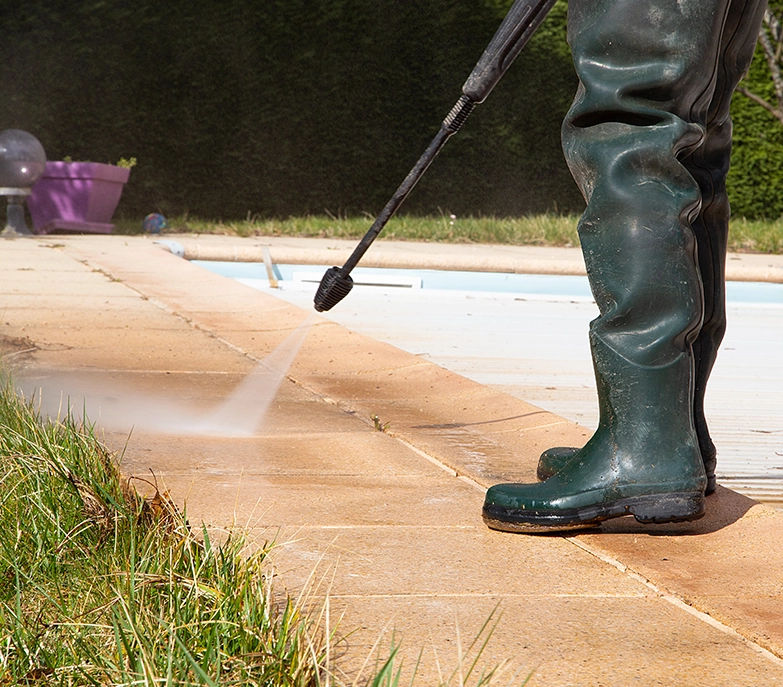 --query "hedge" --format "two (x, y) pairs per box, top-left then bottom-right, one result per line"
(1, 1), (781, 220)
